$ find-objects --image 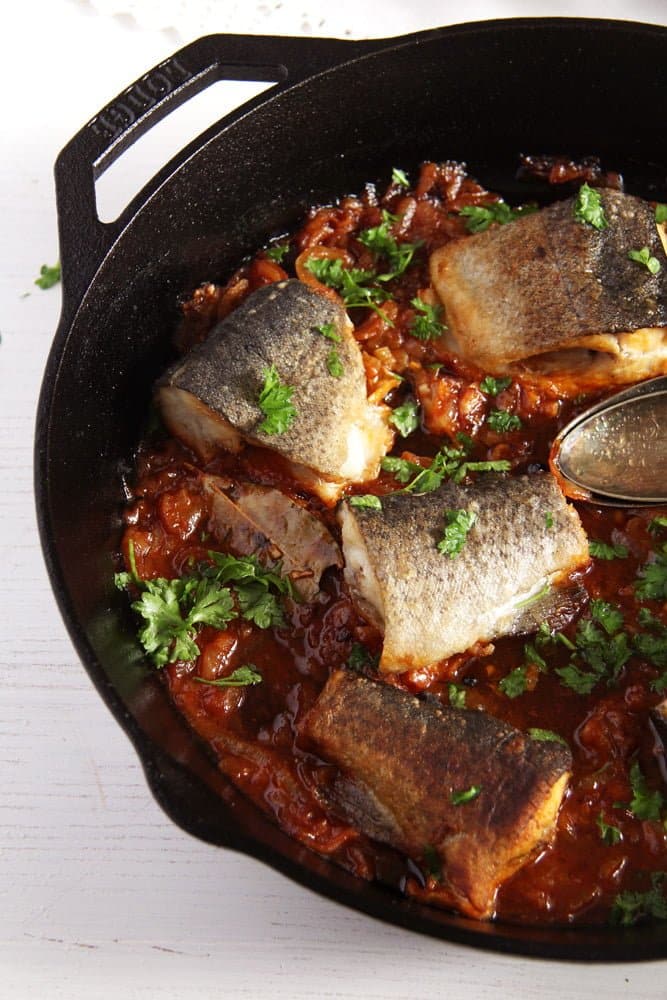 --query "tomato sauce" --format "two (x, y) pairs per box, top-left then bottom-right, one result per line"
(118, 162), (667, 926)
